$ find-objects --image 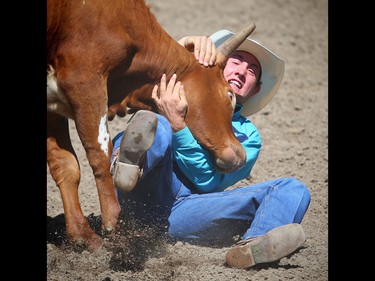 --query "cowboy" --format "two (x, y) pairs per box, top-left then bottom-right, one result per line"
(110, 29), (311, 269)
